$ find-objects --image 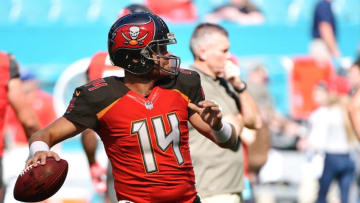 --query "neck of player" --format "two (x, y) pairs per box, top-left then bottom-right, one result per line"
(124, 71), (157, 97)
